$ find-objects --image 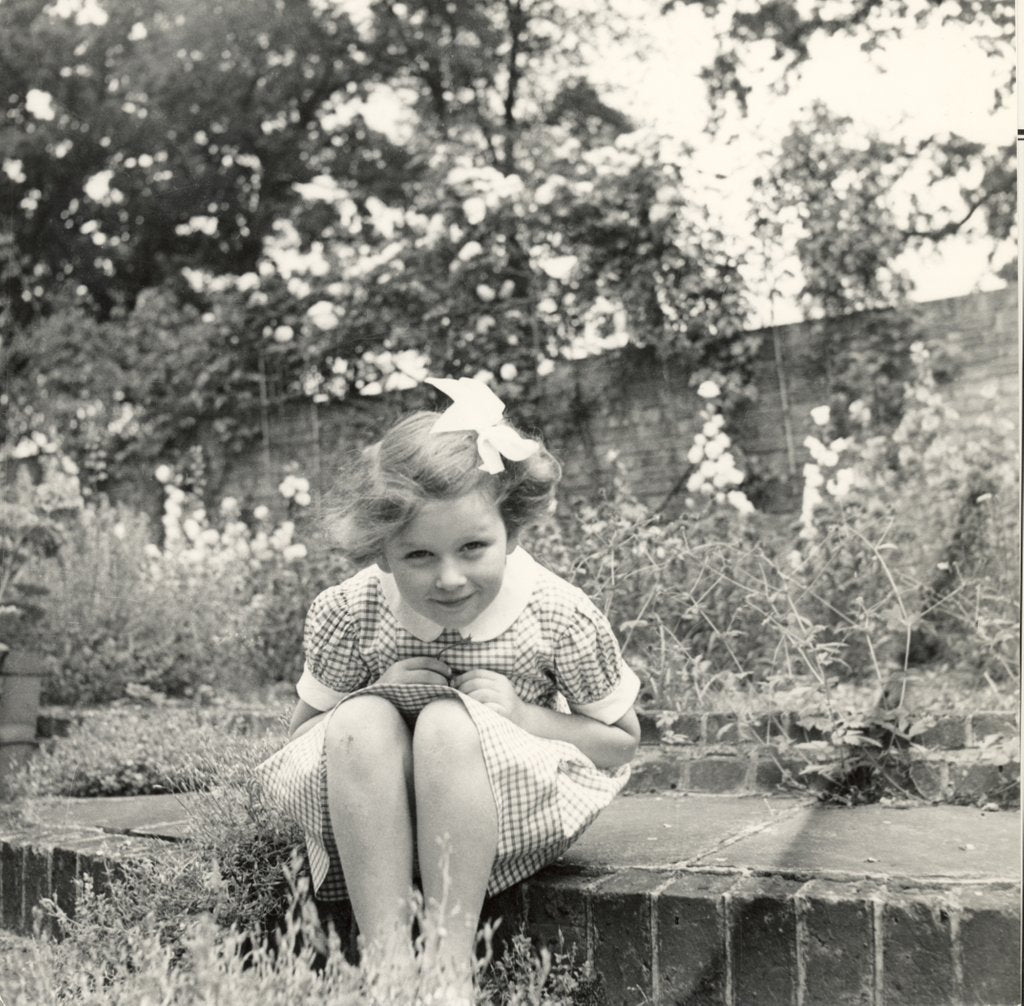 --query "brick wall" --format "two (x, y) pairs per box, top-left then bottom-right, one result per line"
(191, 288), (1017, 515)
